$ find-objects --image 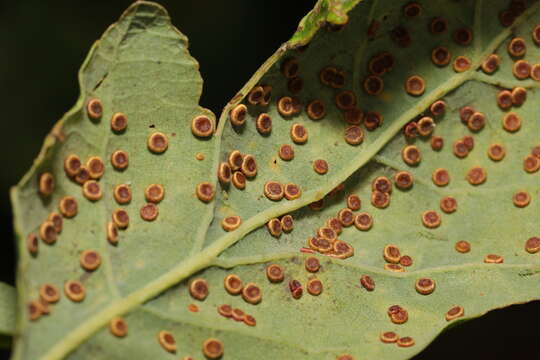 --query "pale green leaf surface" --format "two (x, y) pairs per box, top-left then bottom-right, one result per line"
(0, 282), (16, 336)
(10, 0), (540, 359)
